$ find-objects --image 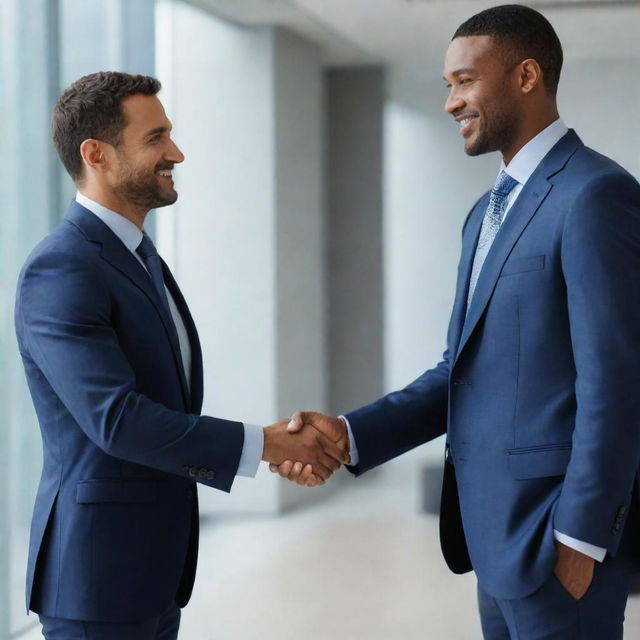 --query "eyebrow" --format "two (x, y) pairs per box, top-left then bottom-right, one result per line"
(144, 125), (171, 139)
(442, 68), (475, 81)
